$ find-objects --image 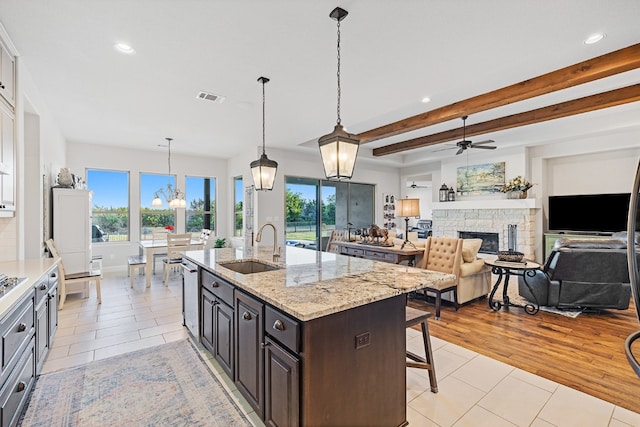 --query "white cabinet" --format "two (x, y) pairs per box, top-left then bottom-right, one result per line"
(52, 188), (92, 274)
(0, 106), (14, 211)
(0, 41), (15, 108)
